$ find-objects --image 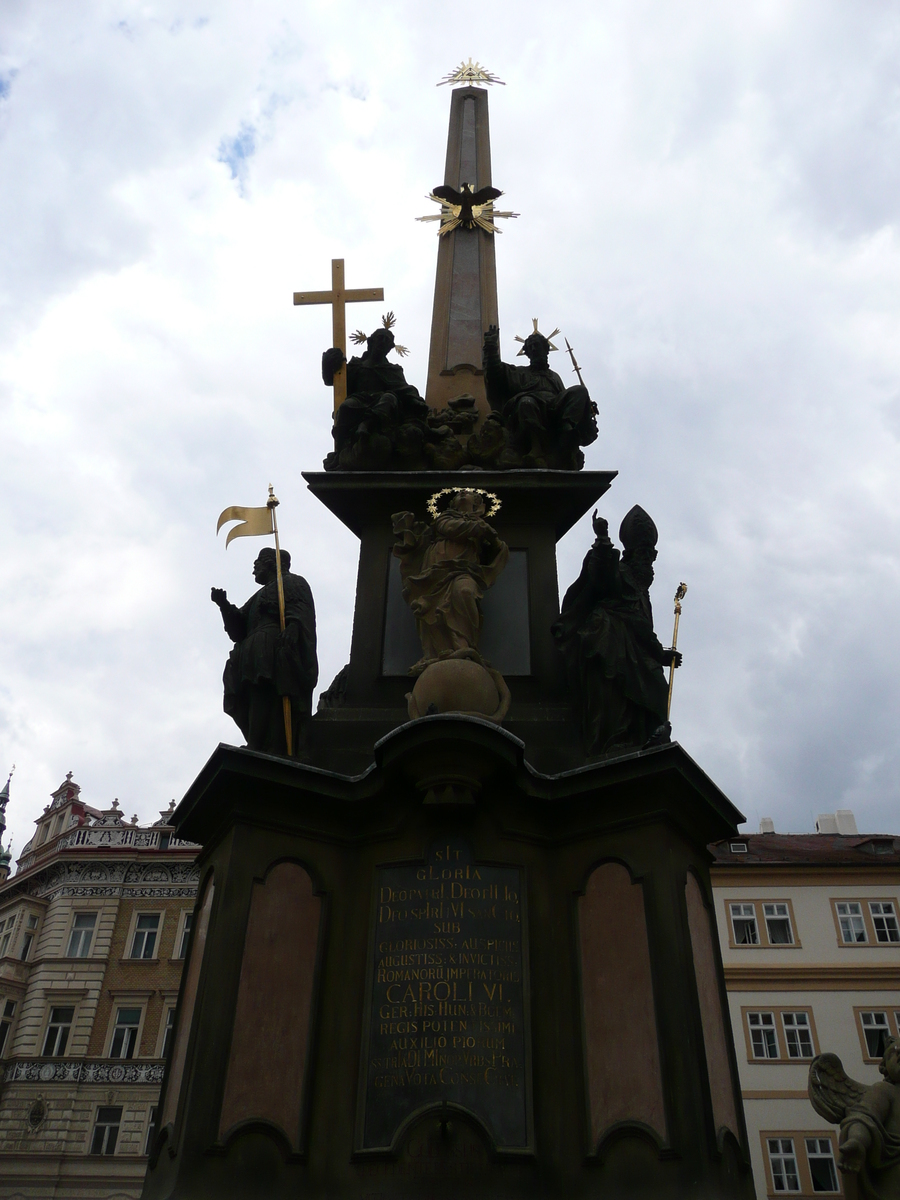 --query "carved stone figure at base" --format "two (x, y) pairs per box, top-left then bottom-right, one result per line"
(808, 1036), (900, 1198)
(392, 489), (510, 722)
(482, 324), (597, 469)
(552, 507), (680, 756)
(211, 548), (318, 757)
